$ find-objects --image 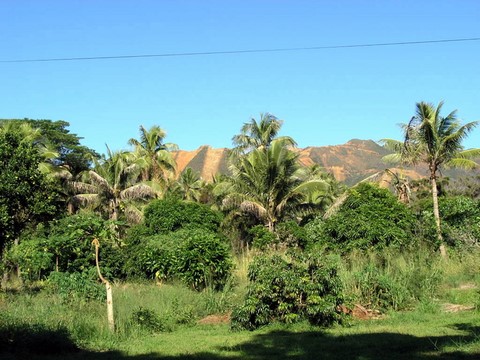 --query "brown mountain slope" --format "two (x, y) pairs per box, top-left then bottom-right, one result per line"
(172, 140), (476, 185)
